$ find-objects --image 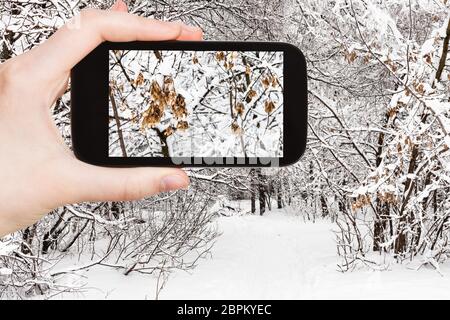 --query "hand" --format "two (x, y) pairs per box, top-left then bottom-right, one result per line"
(0, 0), (203, 237)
